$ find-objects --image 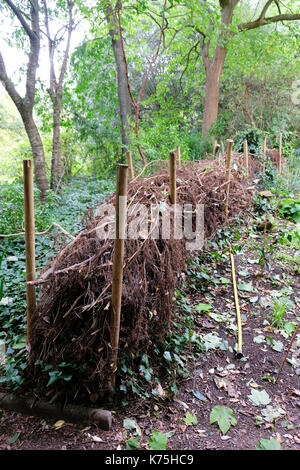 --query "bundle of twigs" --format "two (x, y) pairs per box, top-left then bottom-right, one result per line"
(25, 155), (258, 403)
